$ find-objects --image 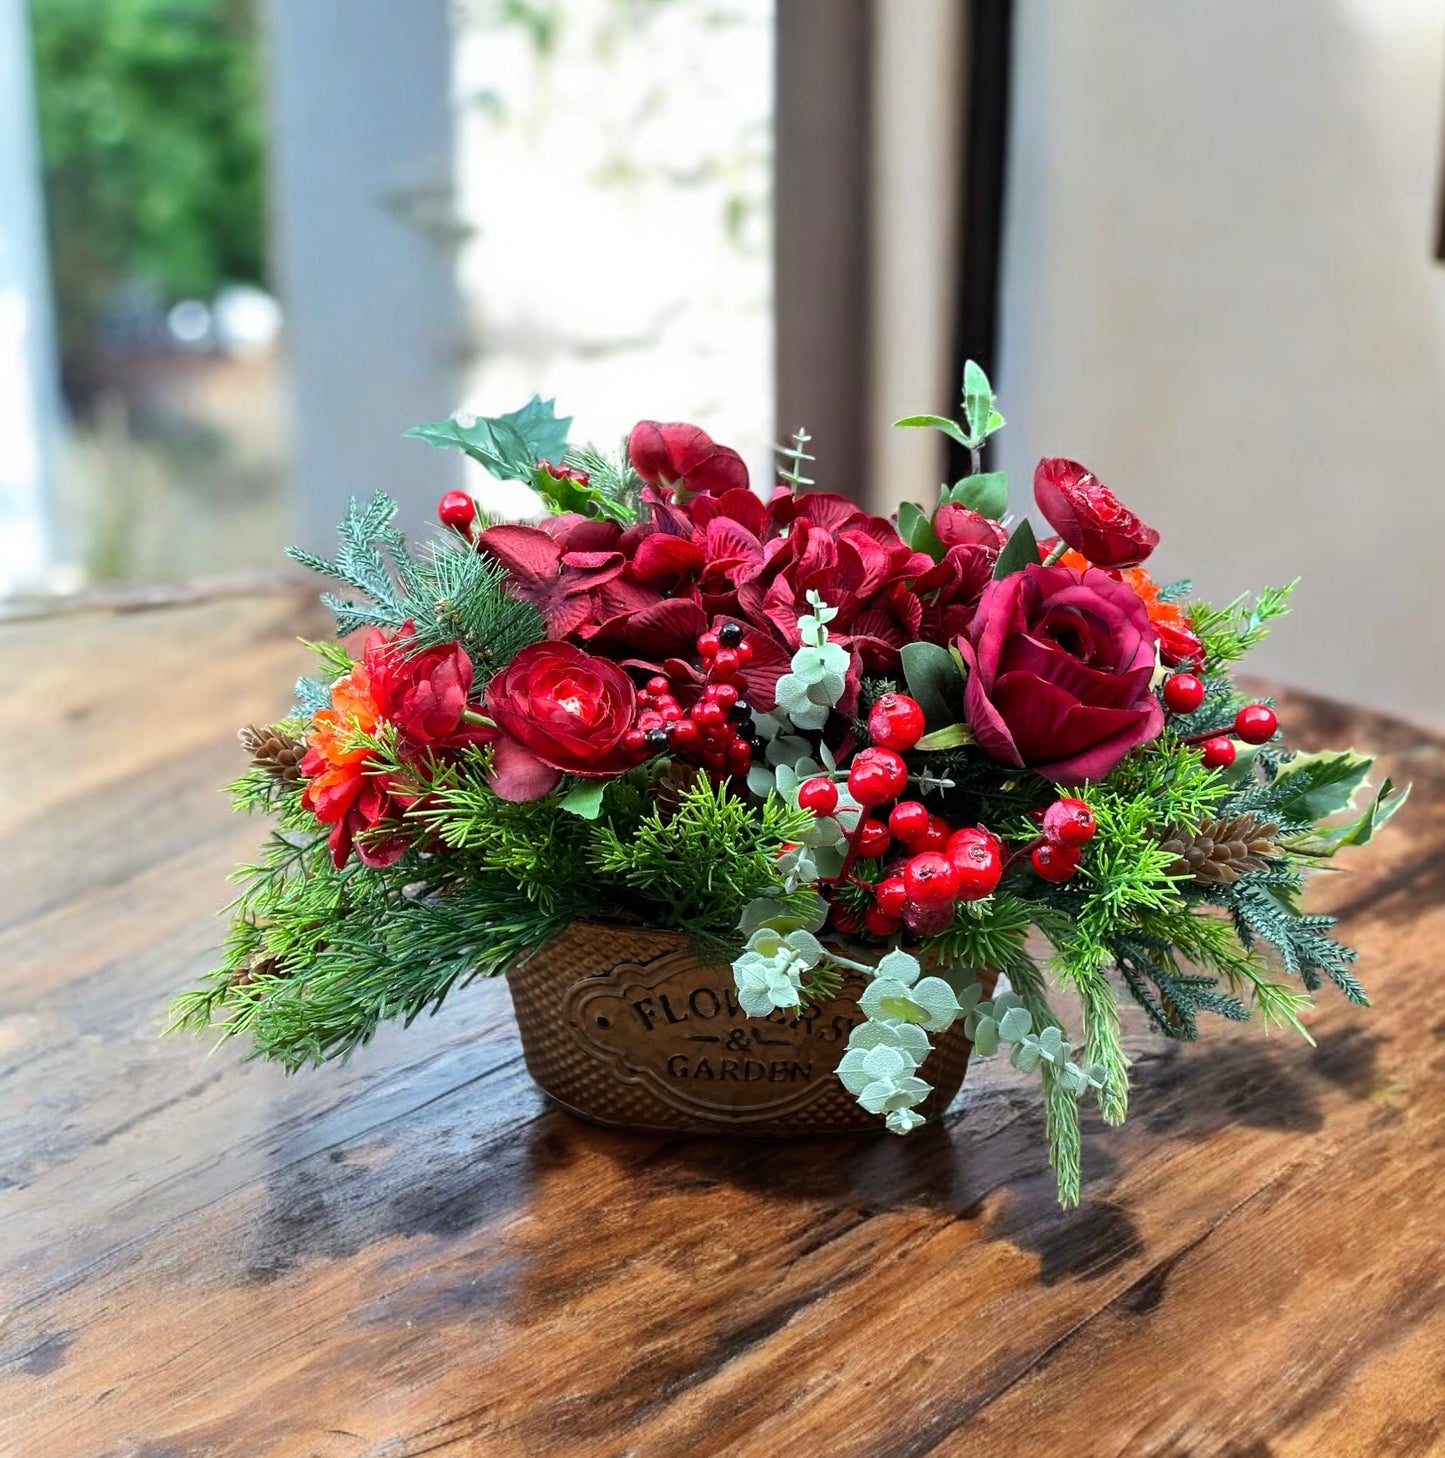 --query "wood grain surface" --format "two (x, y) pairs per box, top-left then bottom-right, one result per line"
(2, 591), (1442, 1458)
